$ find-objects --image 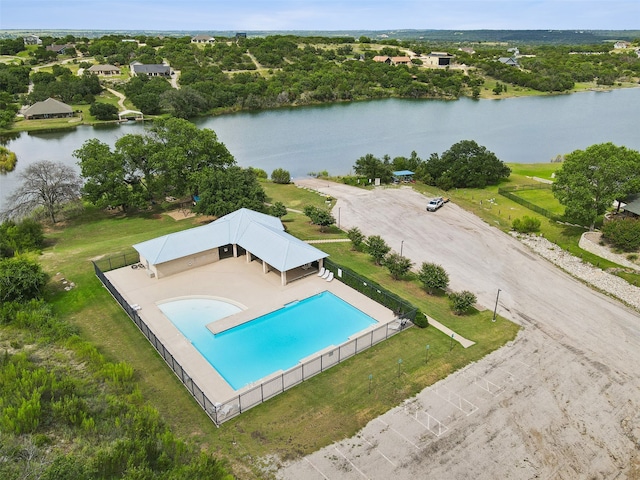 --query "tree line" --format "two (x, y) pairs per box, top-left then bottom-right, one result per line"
(5, 34), (638, 129)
